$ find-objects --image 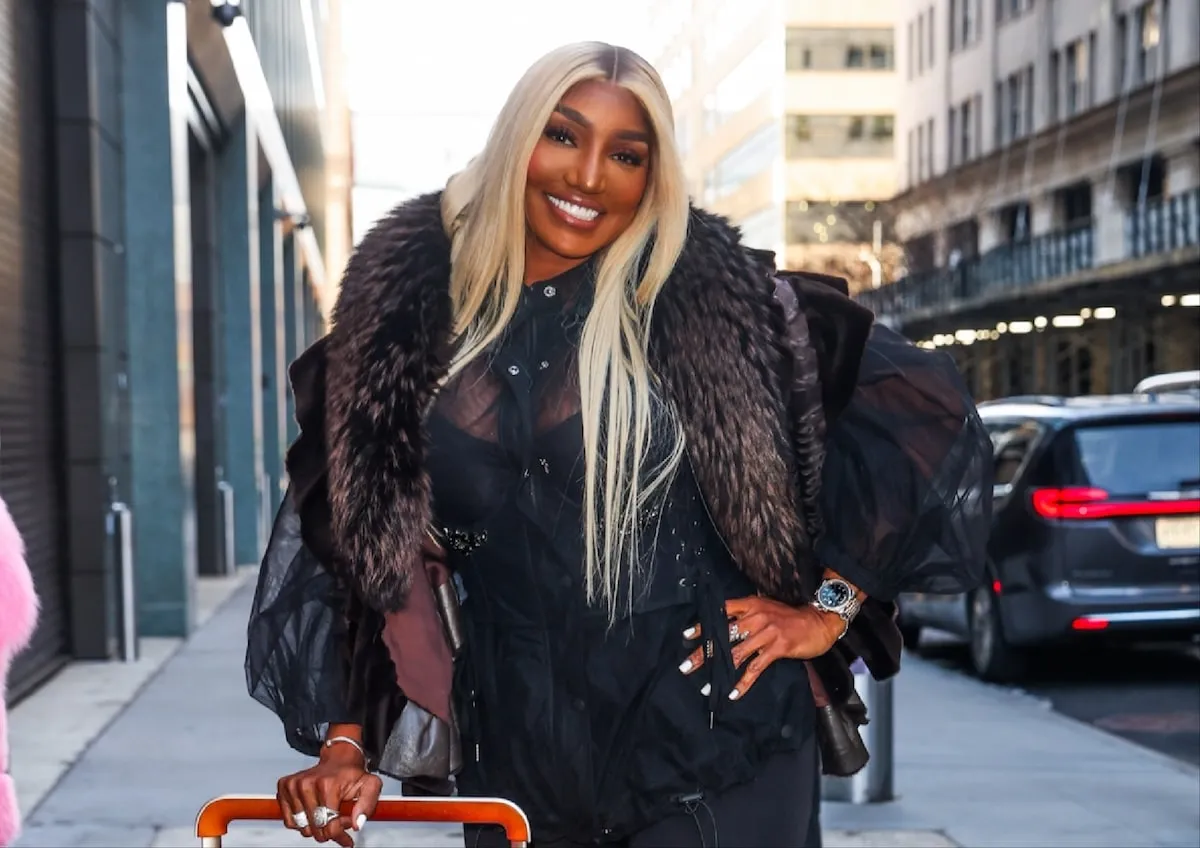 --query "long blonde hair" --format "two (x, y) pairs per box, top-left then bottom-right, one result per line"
(440, 42), (690, 619)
